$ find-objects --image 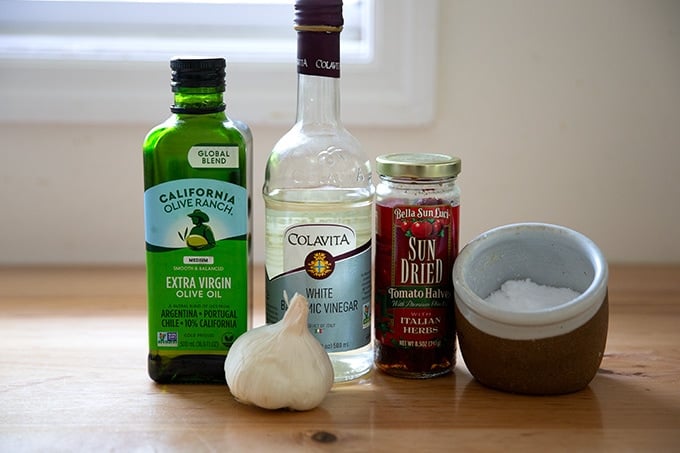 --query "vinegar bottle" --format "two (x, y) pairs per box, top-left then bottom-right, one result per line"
(143, 57), (251, 383)
(263, 0), (374, 382)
